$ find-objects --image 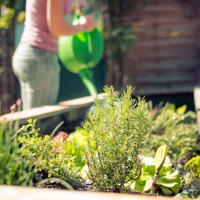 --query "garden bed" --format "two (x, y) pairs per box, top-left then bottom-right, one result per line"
(0, 88), (199, 199)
